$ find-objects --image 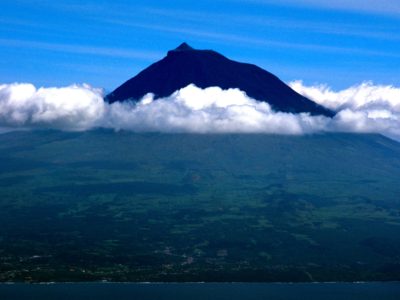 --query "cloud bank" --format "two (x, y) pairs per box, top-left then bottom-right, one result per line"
(290, 81), (400, 140)
(0, 83), (104, 130)
(0, 82), (399, 140)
